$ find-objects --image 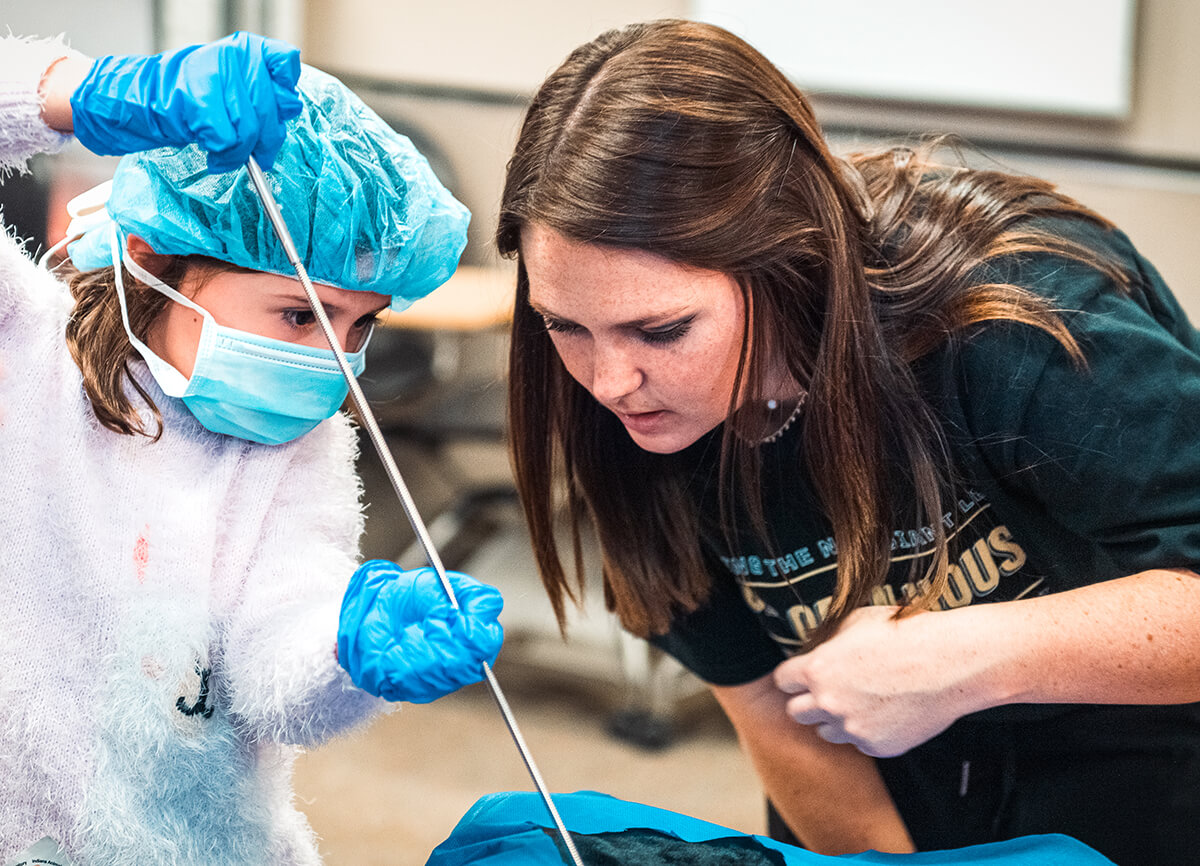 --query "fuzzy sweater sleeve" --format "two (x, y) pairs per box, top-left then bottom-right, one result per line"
(0, 36), (83, 324)
(222, 413), (388, 747)
(0, 35), (81, 174)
